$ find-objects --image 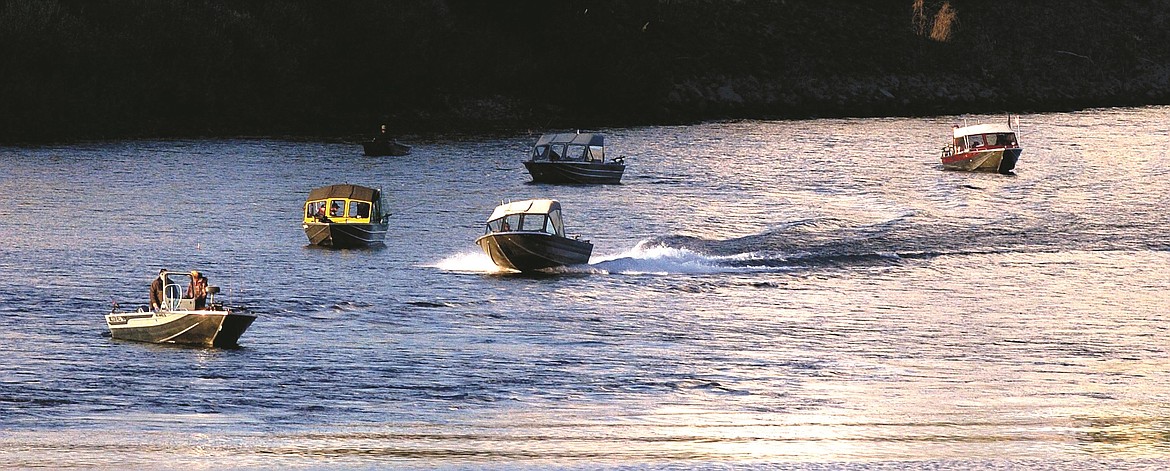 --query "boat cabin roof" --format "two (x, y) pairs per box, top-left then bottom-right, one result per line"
(534, 133), (604, 148)
(306, 184), (381, 202)
(487, 199), (561, 221)
(954, 123), (1015, 138)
